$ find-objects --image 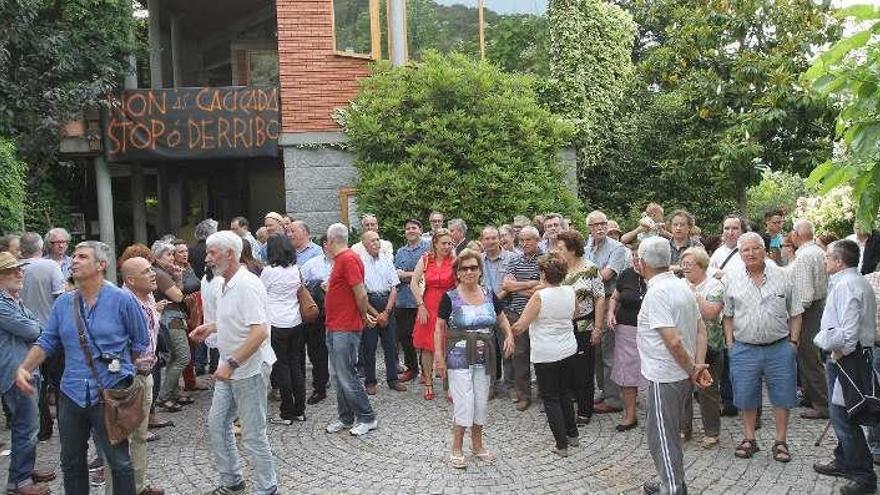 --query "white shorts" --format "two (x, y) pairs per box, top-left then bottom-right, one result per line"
(448, 366), (491, 427)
